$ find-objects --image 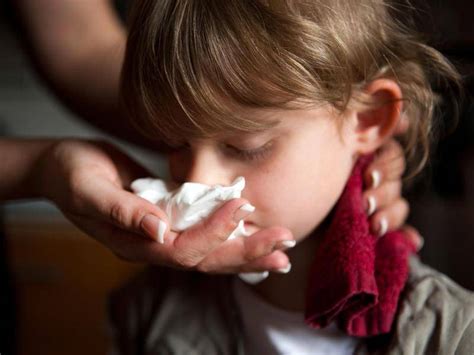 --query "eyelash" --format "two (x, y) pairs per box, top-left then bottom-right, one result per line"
(170, 142), (272, 162)
(223, 143), (272, 161)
